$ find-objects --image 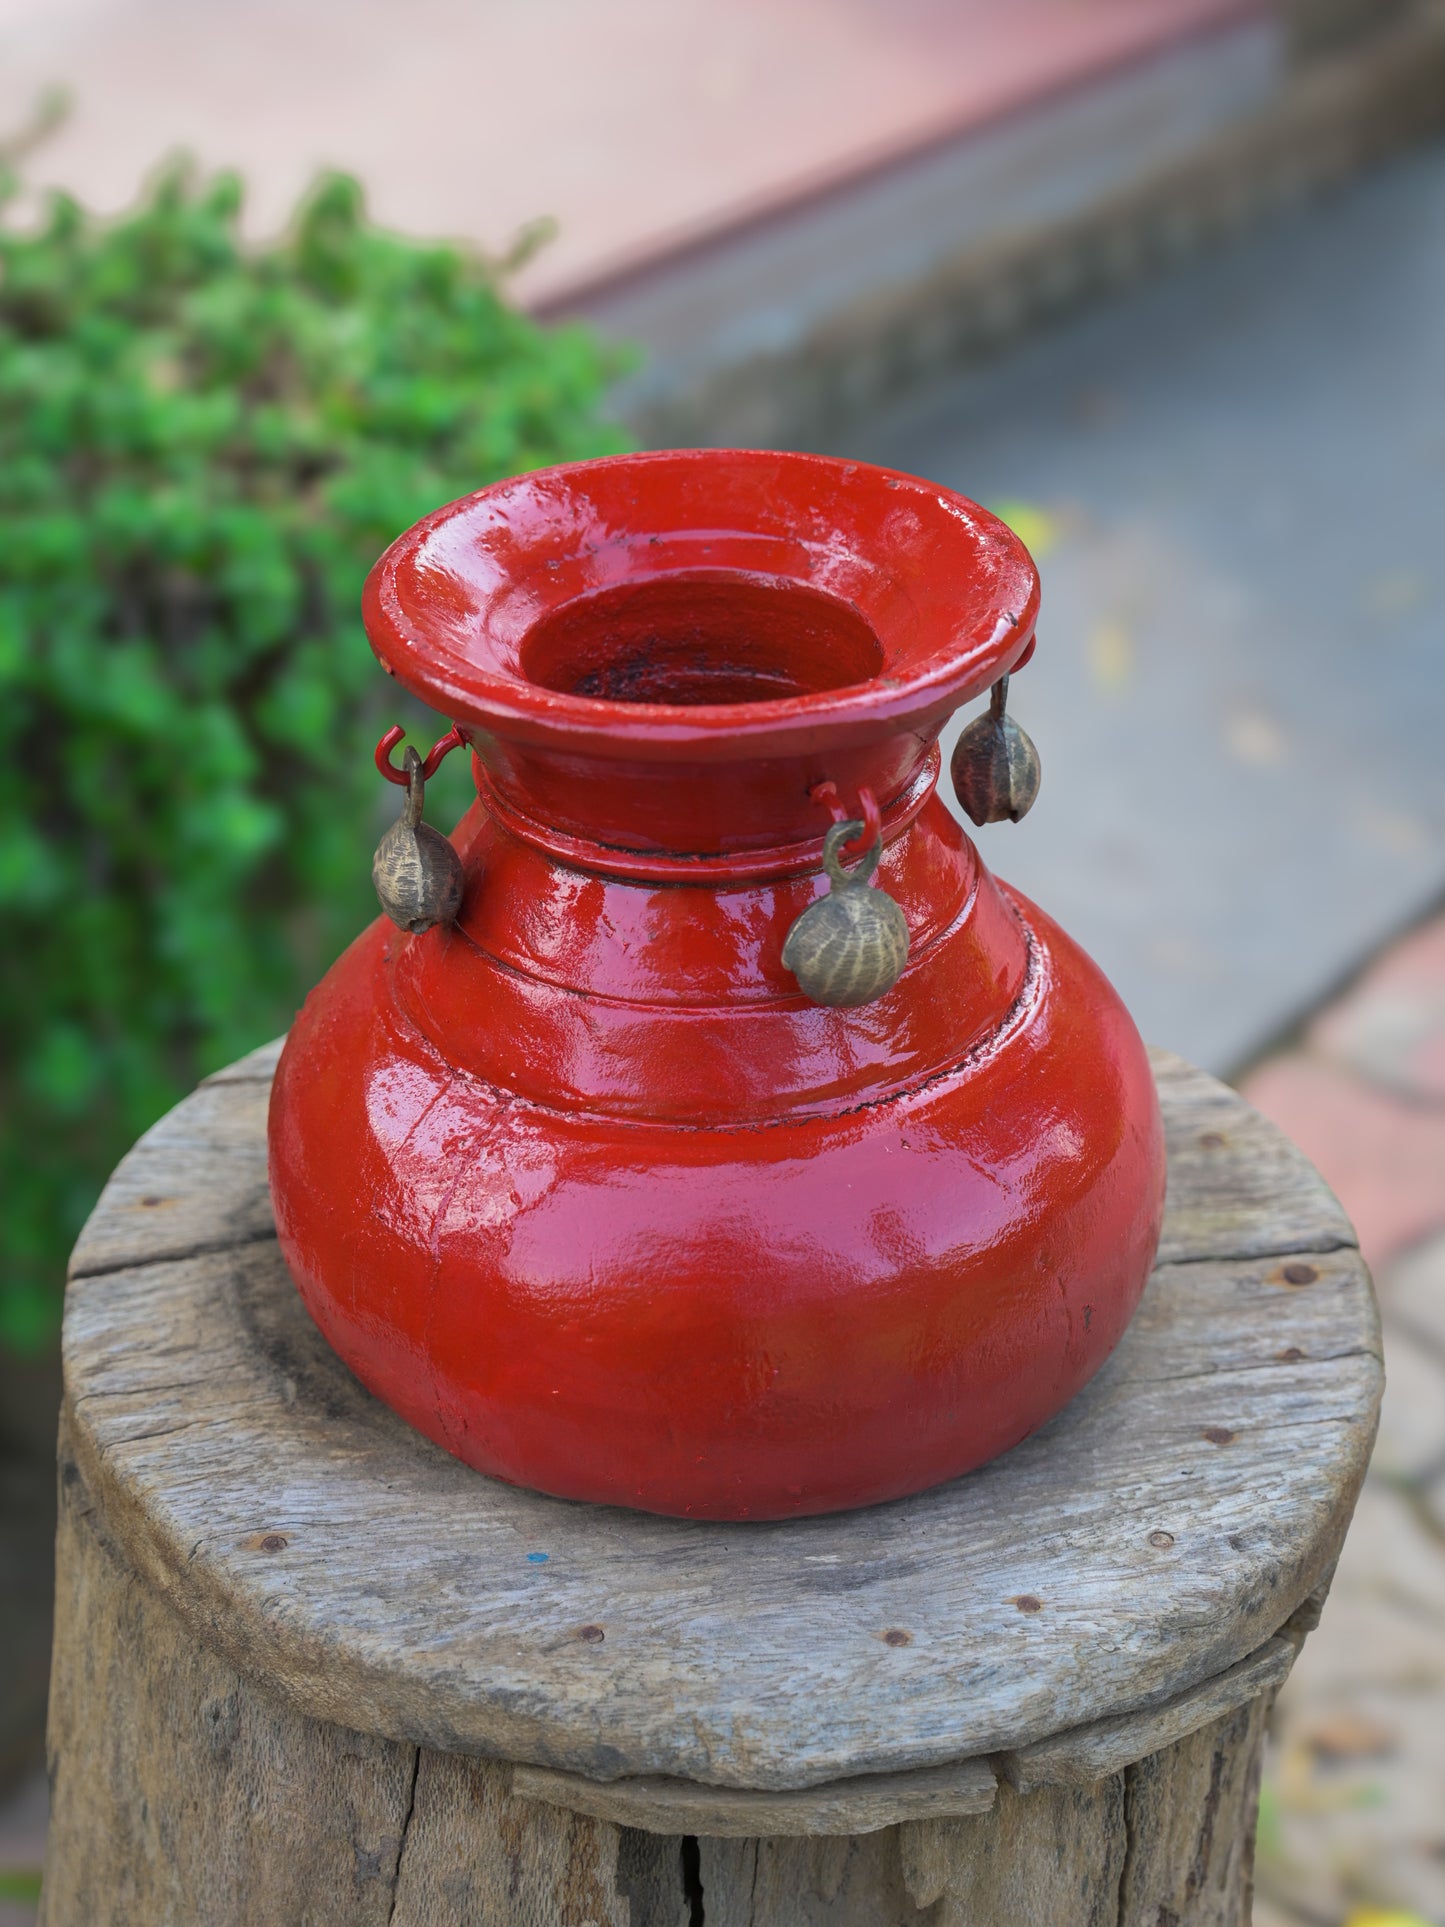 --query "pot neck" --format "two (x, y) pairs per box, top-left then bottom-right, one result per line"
(465, 743), (942, 883)
(459, 725), (945, 881)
